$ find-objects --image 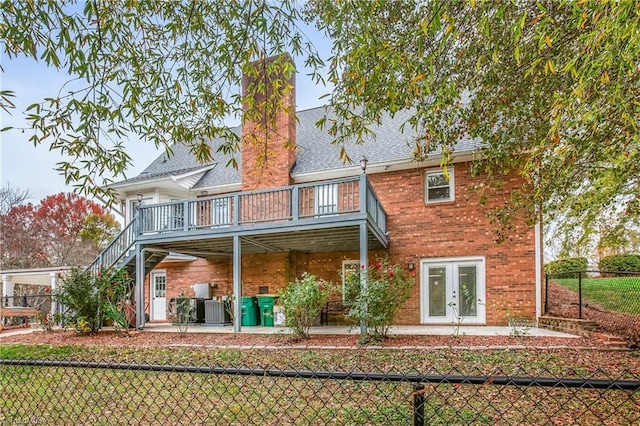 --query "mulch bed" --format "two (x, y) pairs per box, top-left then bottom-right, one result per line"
(0, 328), (616, 349)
